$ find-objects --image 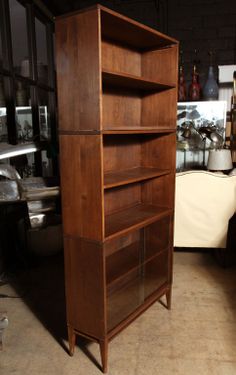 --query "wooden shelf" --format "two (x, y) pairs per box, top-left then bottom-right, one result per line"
(102, 127), (176, 134)
(102, 69), (174, 91)
(104, 167), (170, 189)
(105, 204), (172, 240)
